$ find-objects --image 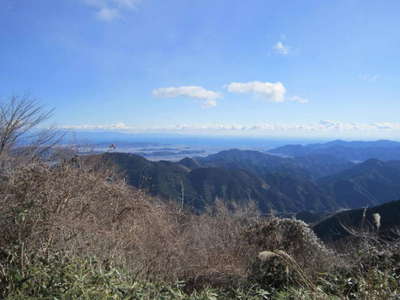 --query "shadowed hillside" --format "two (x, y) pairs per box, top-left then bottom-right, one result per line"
(313, 199), (400, 242)
(196, 149), (353, 179)
(318, 159), (400, 208)
(98, 150), (400, 213)
(99, 152), (340, 213)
